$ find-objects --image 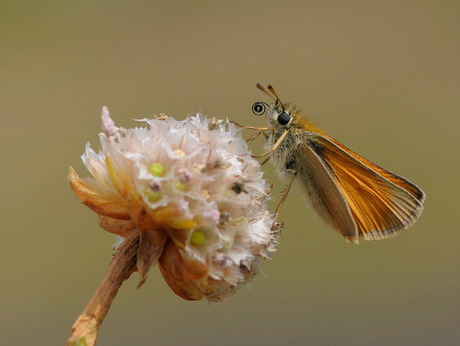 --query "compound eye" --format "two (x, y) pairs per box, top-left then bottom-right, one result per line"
(277, 111), (291, 125)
